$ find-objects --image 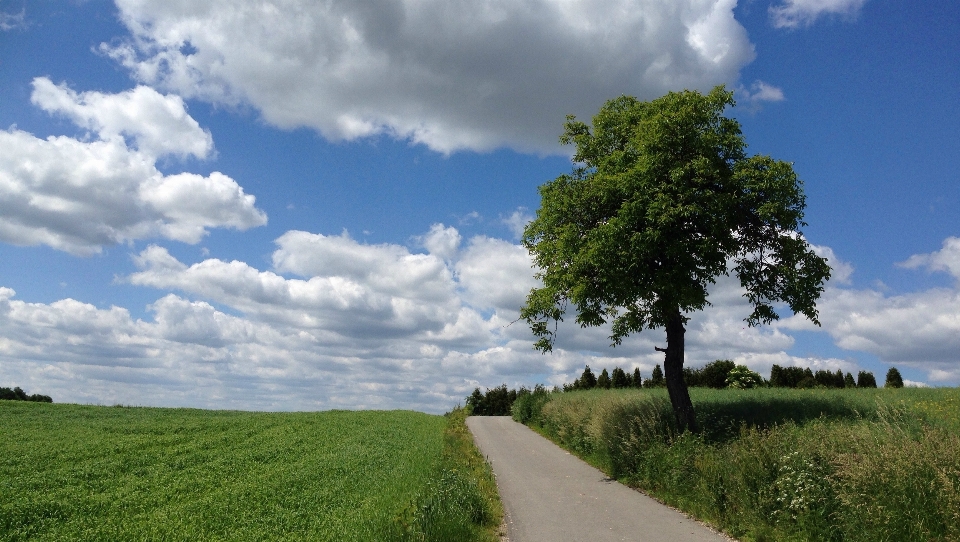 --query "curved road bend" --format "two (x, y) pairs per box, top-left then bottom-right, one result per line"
(466, 416), (733, 542)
